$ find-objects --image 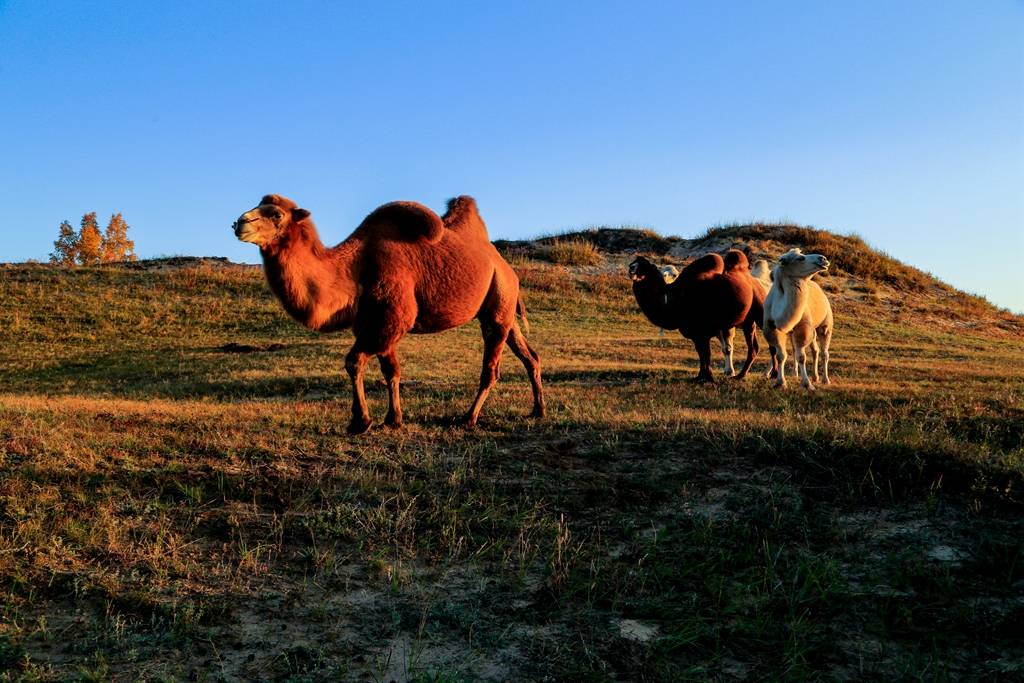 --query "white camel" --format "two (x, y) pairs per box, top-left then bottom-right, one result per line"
(752, 257), (817, 379)
(762, 248), (834, 390)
